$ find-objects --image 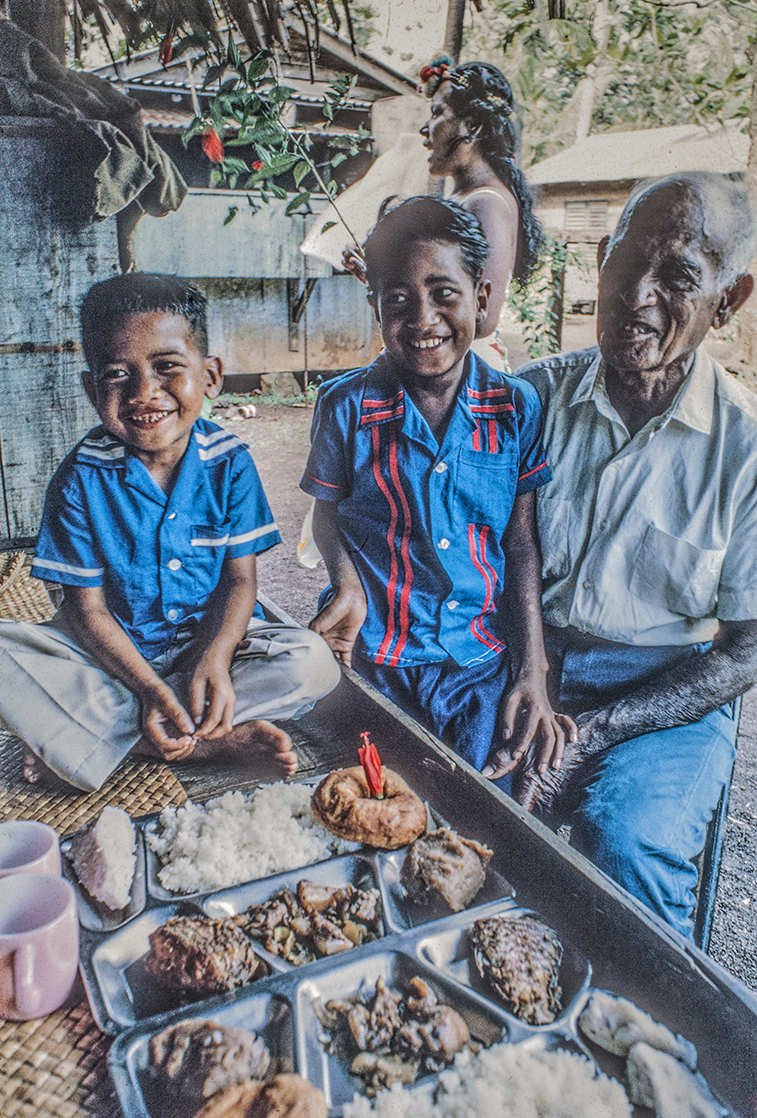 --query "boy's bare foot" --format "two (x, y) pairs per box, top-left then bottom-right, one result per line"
(23, 748), (42, 784)
(133, 719), (298, 776)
